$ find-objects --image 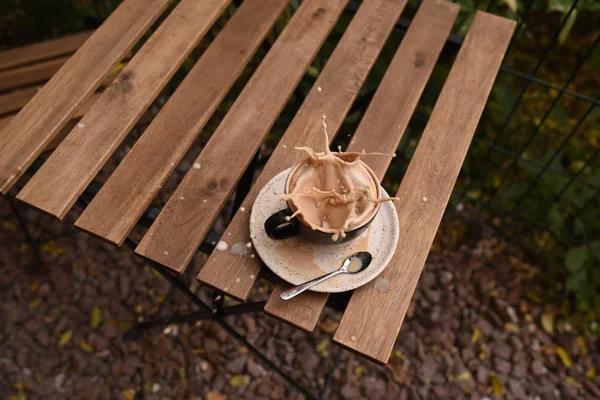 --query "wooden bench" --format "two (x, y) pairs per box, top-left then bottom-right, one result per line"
(0, 31), (94, 128)
(0, 0), (515, 364)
